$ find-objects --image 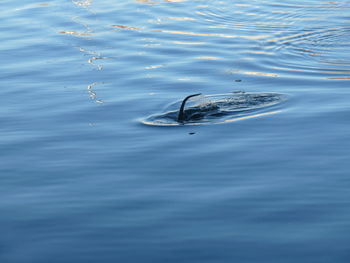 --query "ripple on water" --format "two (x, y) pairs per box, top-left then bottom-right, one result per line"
(122, 0), (350, 82)
(53, 0), (350, 107)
